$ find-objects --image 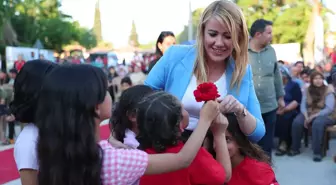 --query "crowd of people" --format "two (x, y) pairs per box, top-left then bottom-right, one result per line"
(0, 68), (17, 145)
(0, 29), (176, 144)
(275, 60), (336, 162)
(1, 0), (335, 185)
